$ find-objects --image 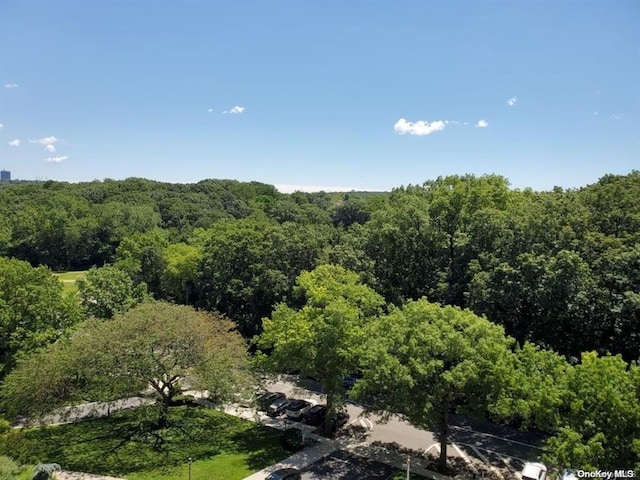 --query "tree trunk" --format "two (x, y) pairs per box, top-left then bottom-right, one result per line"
(324, 392), (335, 435)
(157, 398), (169, 429)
